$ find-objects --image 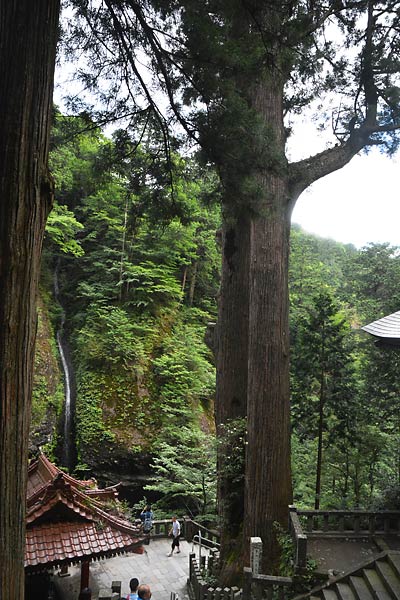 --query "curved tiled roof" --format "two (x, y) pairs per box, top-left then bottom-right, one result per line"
(362, 310), (400, 340)
(25, 453), (144, 572)
(26, 520), (143, 571)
